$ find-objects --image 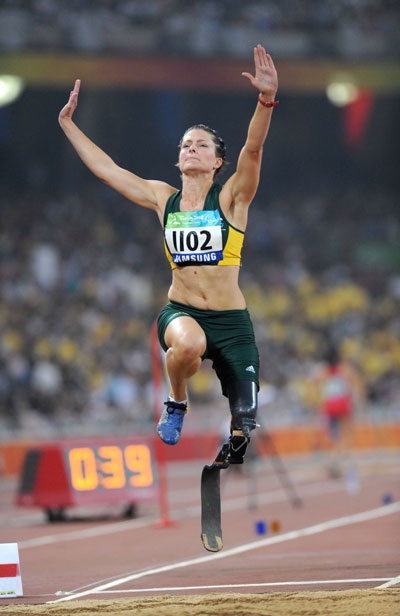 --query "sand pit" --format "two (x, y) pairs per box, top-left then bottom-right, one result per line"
(0, 590), (398, 616)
